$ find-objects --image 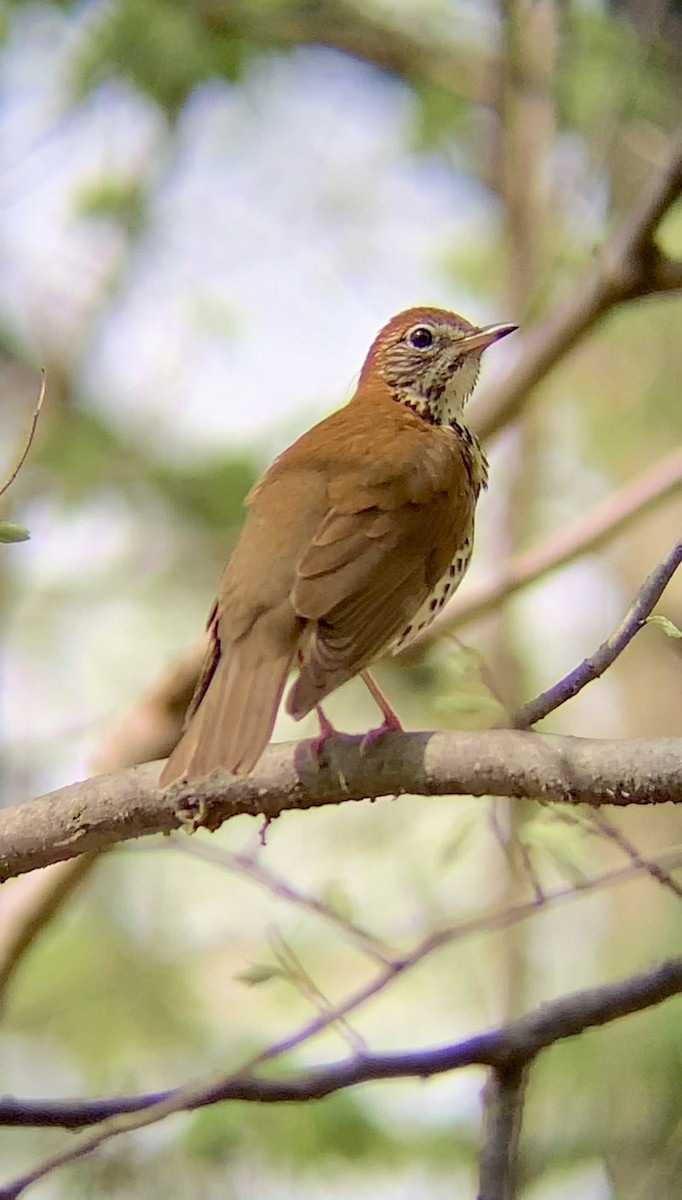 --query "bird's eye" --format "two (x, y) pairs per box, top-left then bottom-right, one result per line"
(407, 325), (434, 350)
